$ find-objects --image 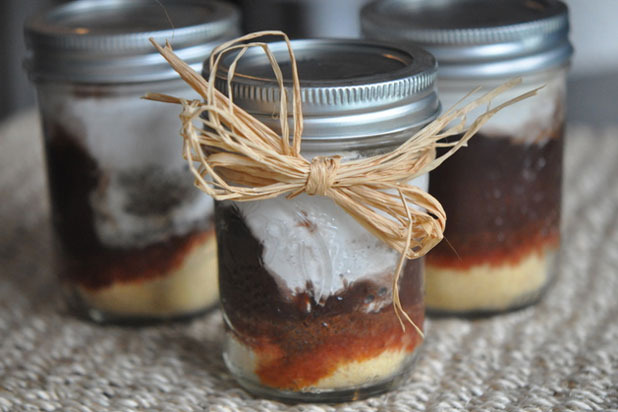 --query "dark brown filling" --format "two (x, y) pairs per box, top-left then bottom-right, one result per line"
(427, 130), (563, 270)
(216, 204), (424, 390)
(43, 120), (214, 290)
